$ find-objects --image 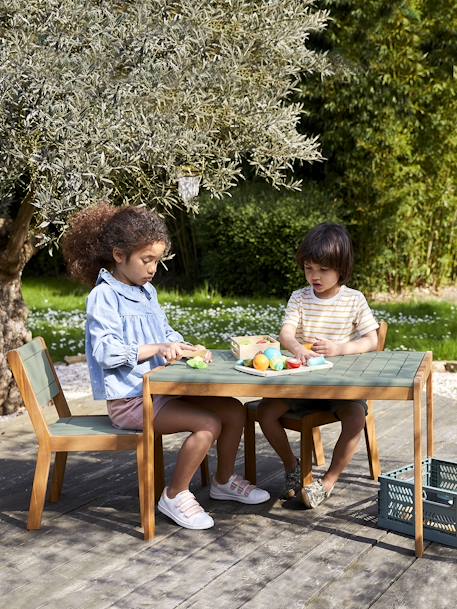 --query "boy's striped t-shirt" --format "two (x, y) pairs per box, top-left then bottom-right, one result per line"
(282, 285), (379, 344)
